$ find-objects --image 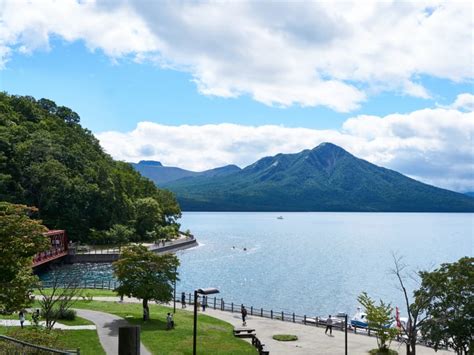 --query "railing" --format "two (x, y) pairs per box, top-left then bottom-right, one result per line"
(0, 335), (79, 354)
(39, 280), (120, 290)
(177, 292), (436, 348)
